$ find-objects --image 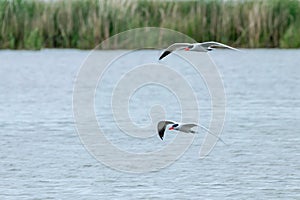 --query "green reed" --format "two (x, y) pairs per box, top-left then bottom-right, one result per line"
(0, 0), (299, 49)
